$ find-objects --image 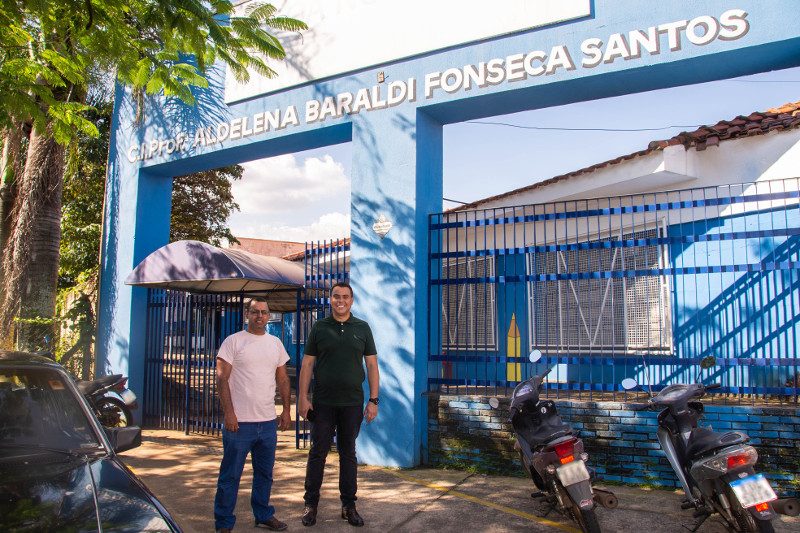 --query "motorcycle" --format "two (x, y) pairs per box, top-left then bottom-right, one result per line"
(621, 356), (799, 532)
(74, 374), (138, 428)
(491, 350), (617, 533)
